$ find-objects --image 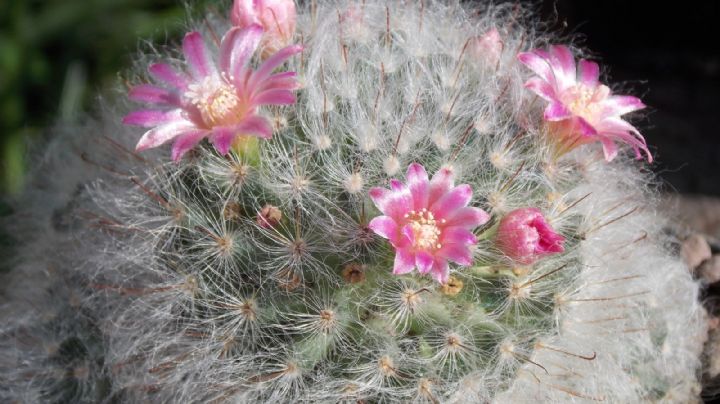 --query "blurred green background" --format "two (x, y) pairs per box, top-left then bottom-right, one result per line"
(0, 0), (212, 195)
